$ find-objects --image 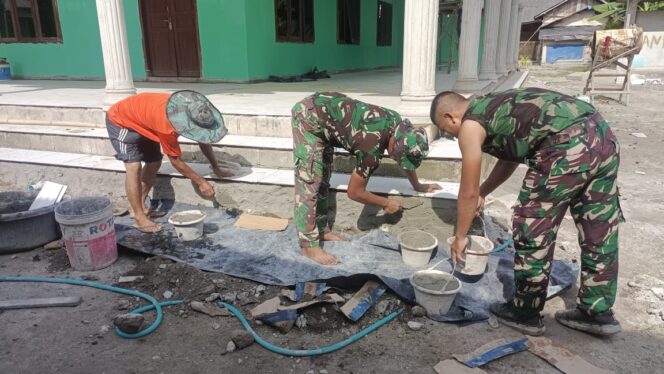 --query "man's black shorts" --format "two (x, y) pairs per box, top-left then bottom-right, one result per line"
(106, 115), (163, 163)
